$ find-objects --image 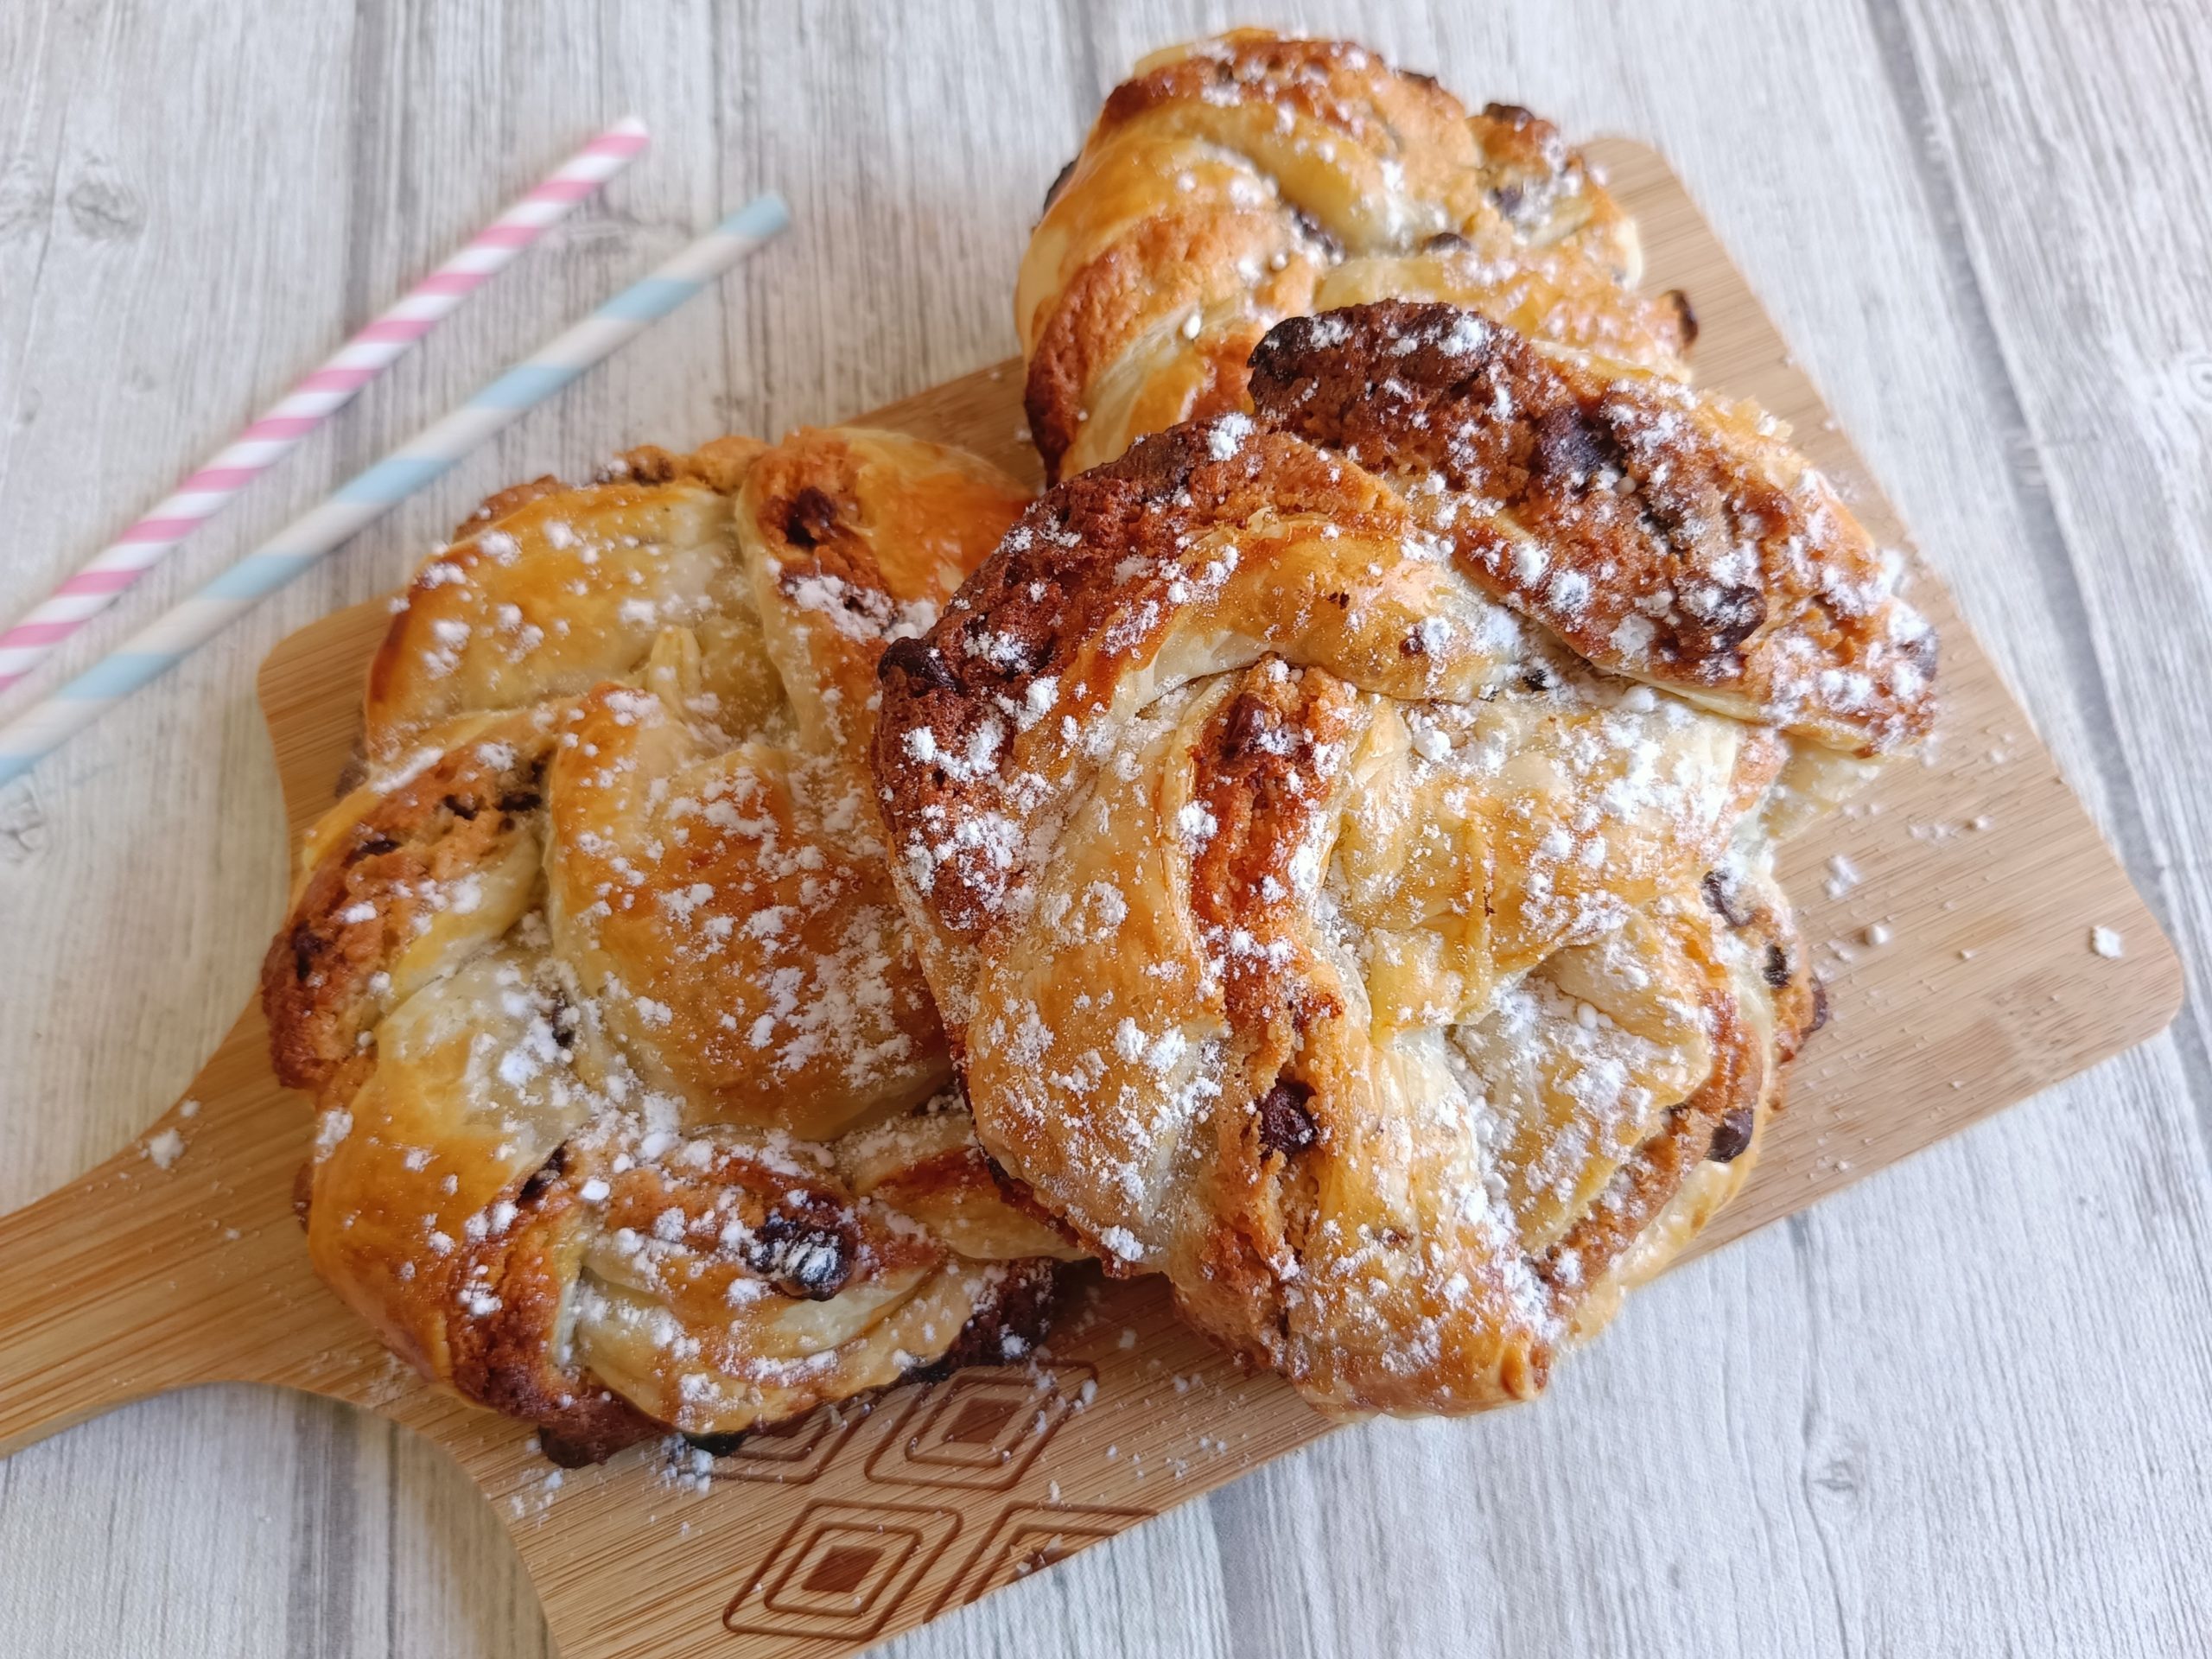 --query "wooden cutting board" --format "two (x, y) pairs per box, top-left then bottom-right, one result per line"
(0, 142), (2181, 1659)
